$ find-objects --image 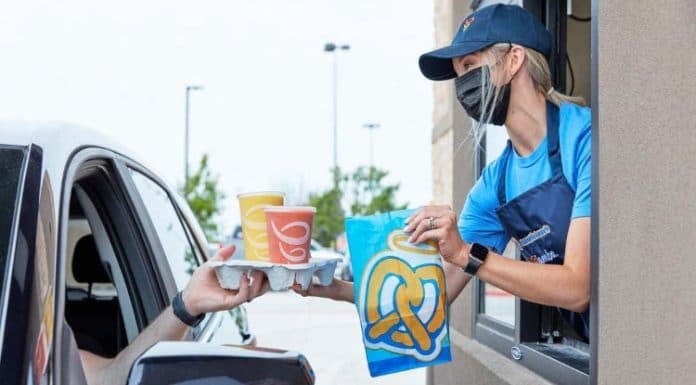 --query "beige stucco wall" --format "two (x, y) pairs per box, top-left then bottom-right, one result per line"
(596, 1), (696, 384)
